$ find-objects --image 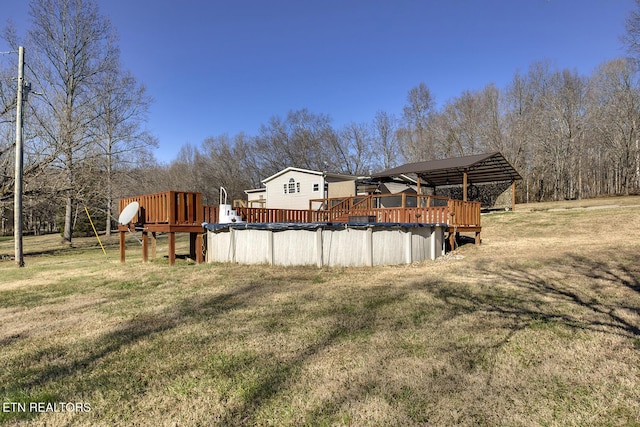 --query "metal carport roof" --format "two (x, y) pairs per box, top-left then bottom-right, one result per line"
(372, 152), (522, 186)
